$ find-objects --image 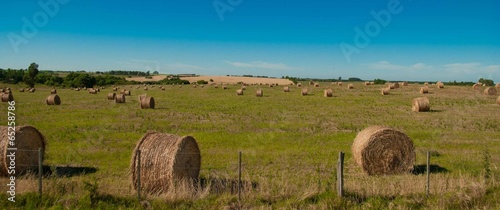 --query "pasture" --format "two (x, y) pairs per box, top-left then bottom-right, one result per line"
(0, 82), (499, 209)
